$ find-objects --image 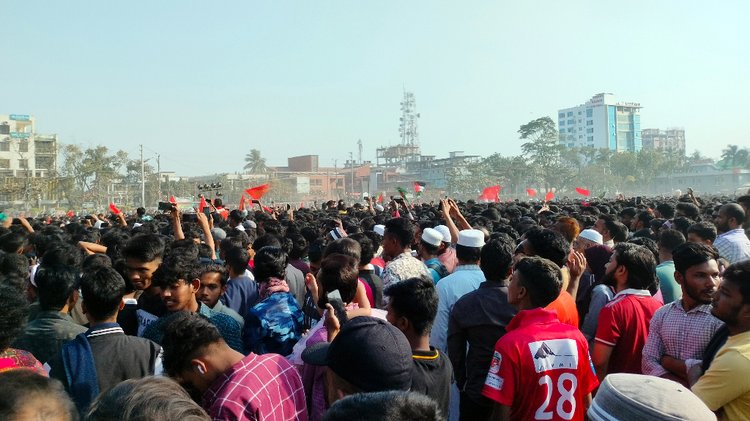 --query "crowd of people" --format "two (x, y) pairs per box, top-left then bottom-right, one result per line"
(1, 192), (750, 421)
